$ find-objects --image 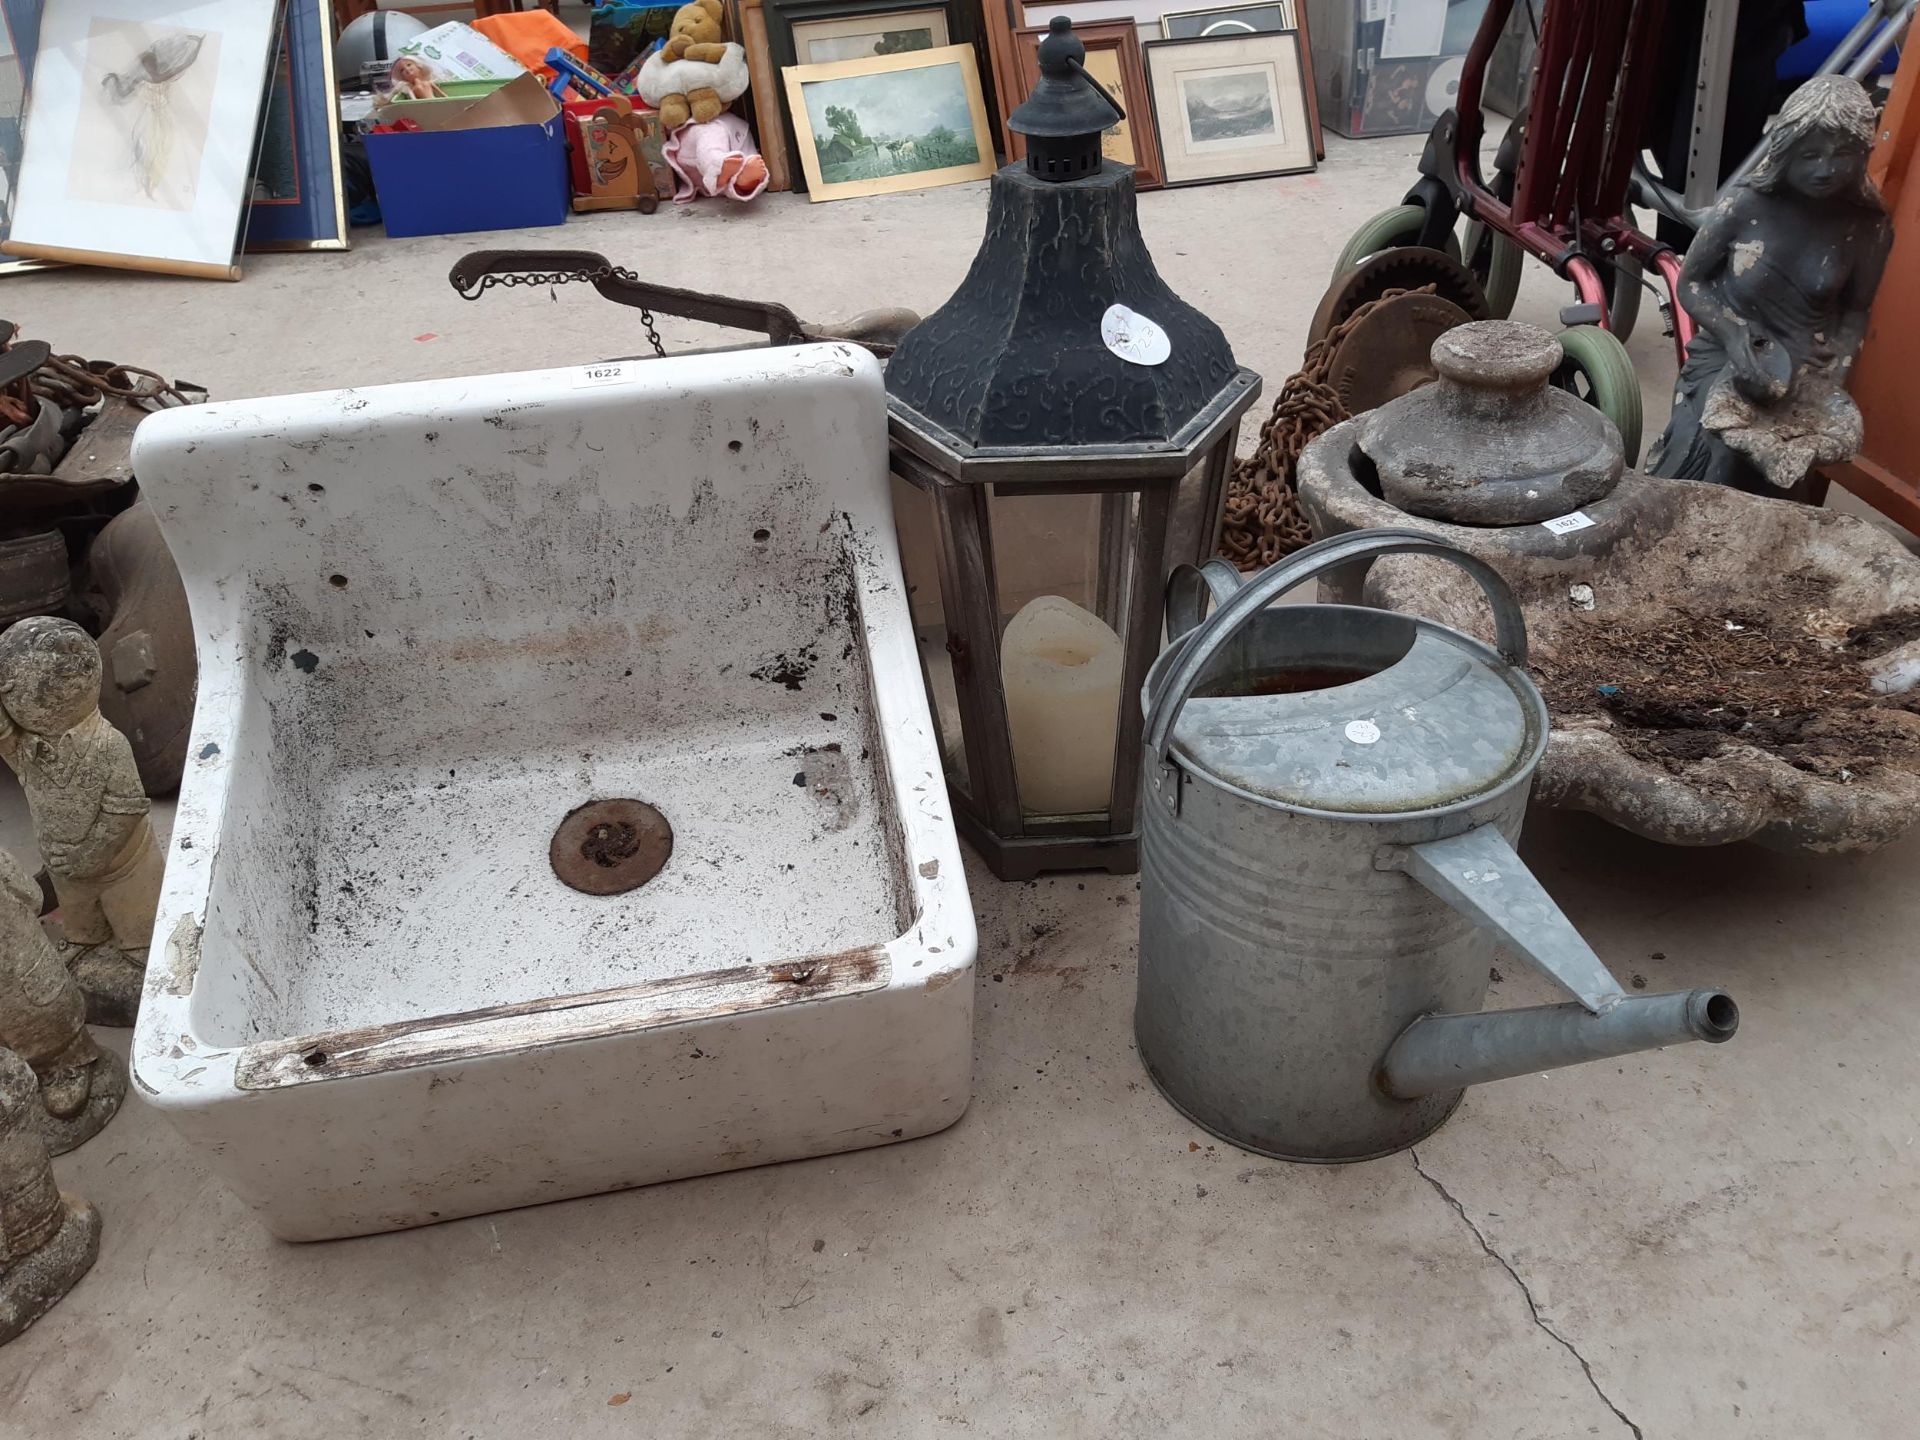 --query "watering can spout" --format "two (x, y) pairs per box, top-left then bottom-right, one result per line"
(1379, 988), (1740, 1100)
(1376, 822), (1739, 1099)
